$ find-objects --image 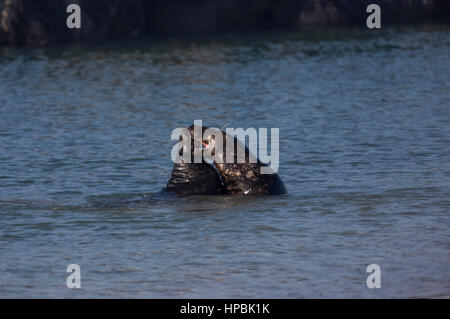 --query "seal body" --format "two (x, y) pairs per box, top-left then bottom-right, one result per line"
(166, 162), (224, 195)
(215, 162), (286, 195)
(165, 125), (224, 196)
